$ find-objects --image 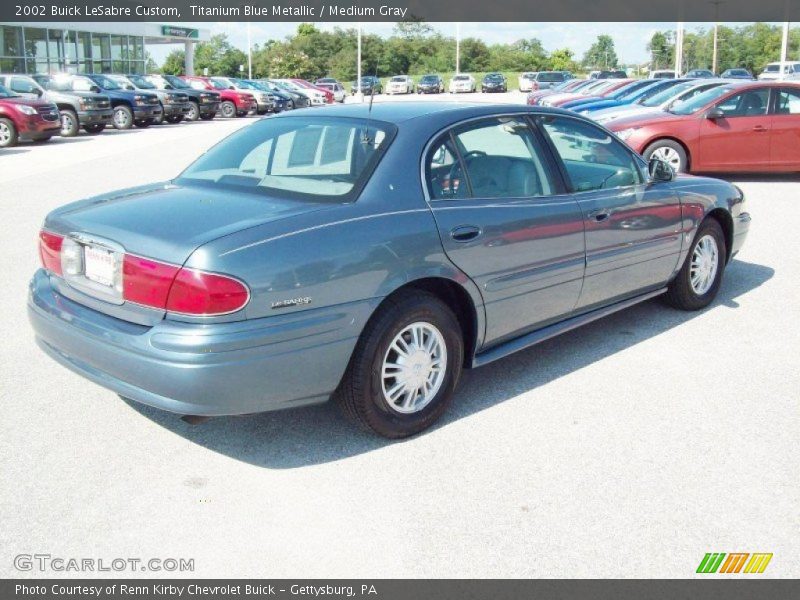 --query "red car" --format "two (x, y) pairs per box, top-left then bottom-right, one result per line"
(527, 79), (591, 105)
(608, 80), (800, 173)
(180, 76), (256, 118)
(289, 79), (334, 104)
(0, 83), (61, 147)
